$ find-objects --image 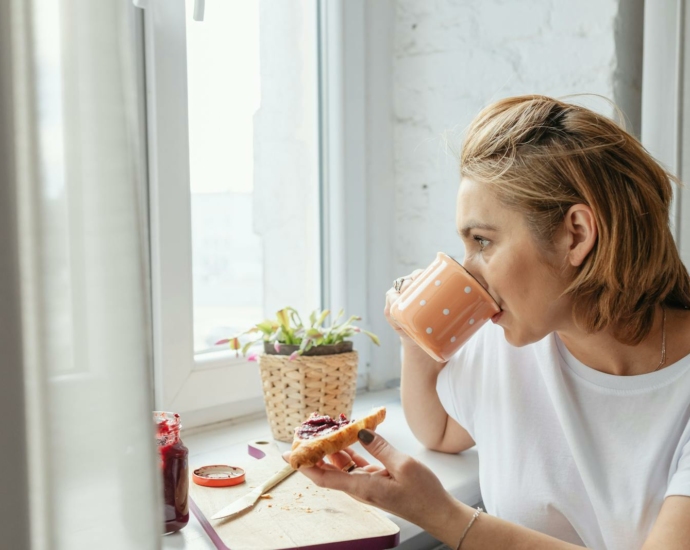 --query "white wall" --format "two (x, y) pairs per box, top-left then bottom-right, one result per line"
(365, 0), (644, 386)
(392, 0), (644, 275)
